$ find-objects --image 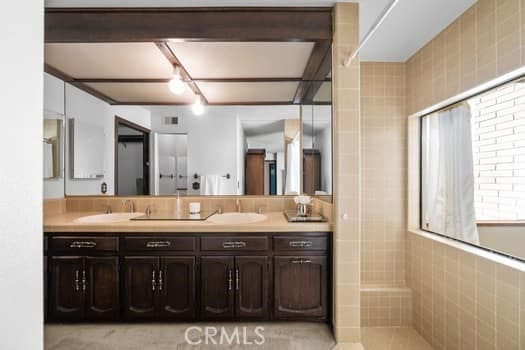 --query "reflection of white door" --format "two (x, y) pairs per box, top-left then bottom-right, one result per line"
(154, 133), (188, 195)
